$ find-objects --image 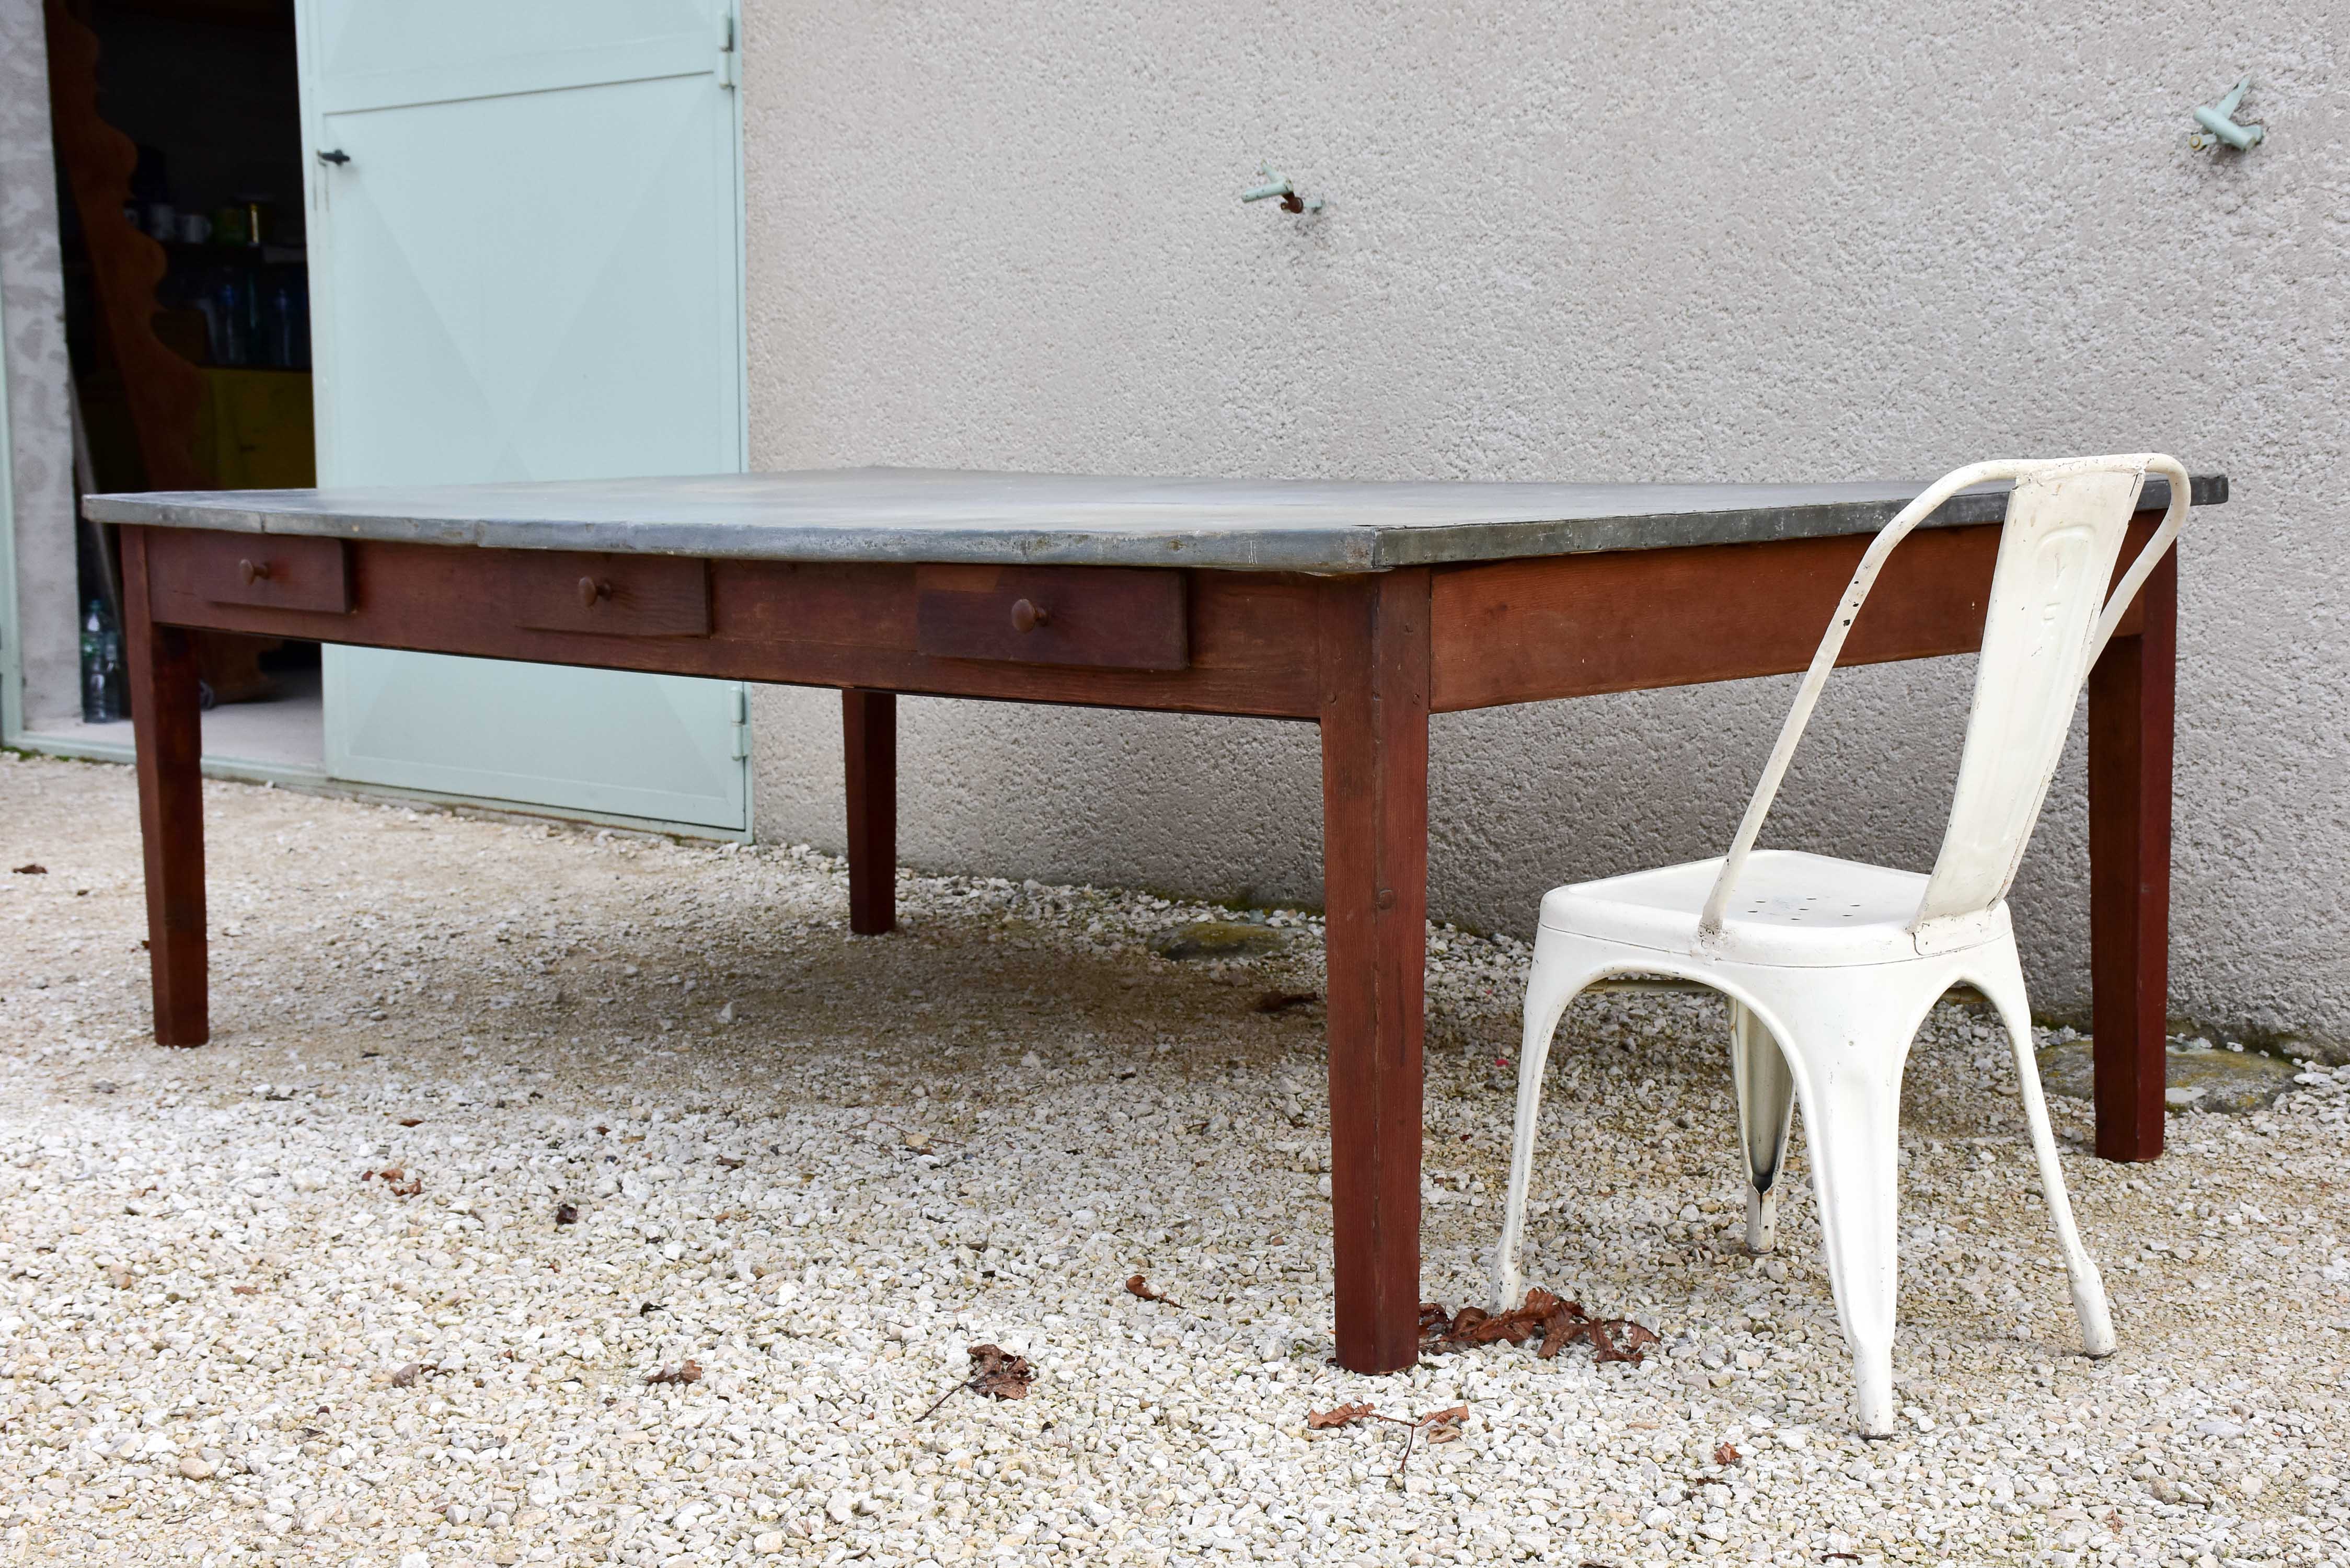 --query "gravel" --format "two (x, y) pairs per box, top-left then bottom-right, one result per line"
(3, 748), (2348, 1568)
